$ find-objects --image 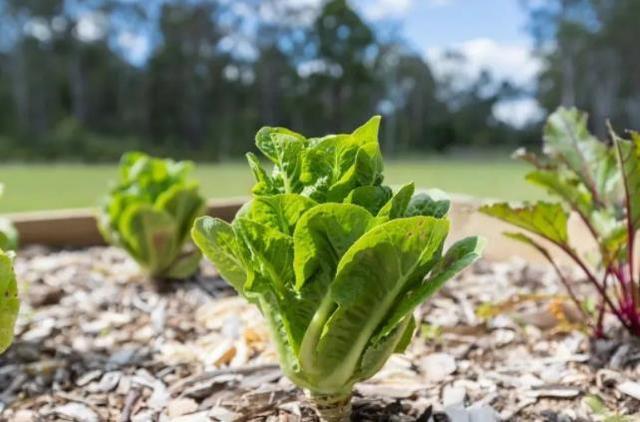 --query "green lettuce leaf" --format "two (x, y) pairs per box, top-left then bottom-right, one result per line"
(99, 152), (205, 279)
(192, 217), (246, 294)
(309, 217), (449, 391)
(0, 251), (19, 354)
